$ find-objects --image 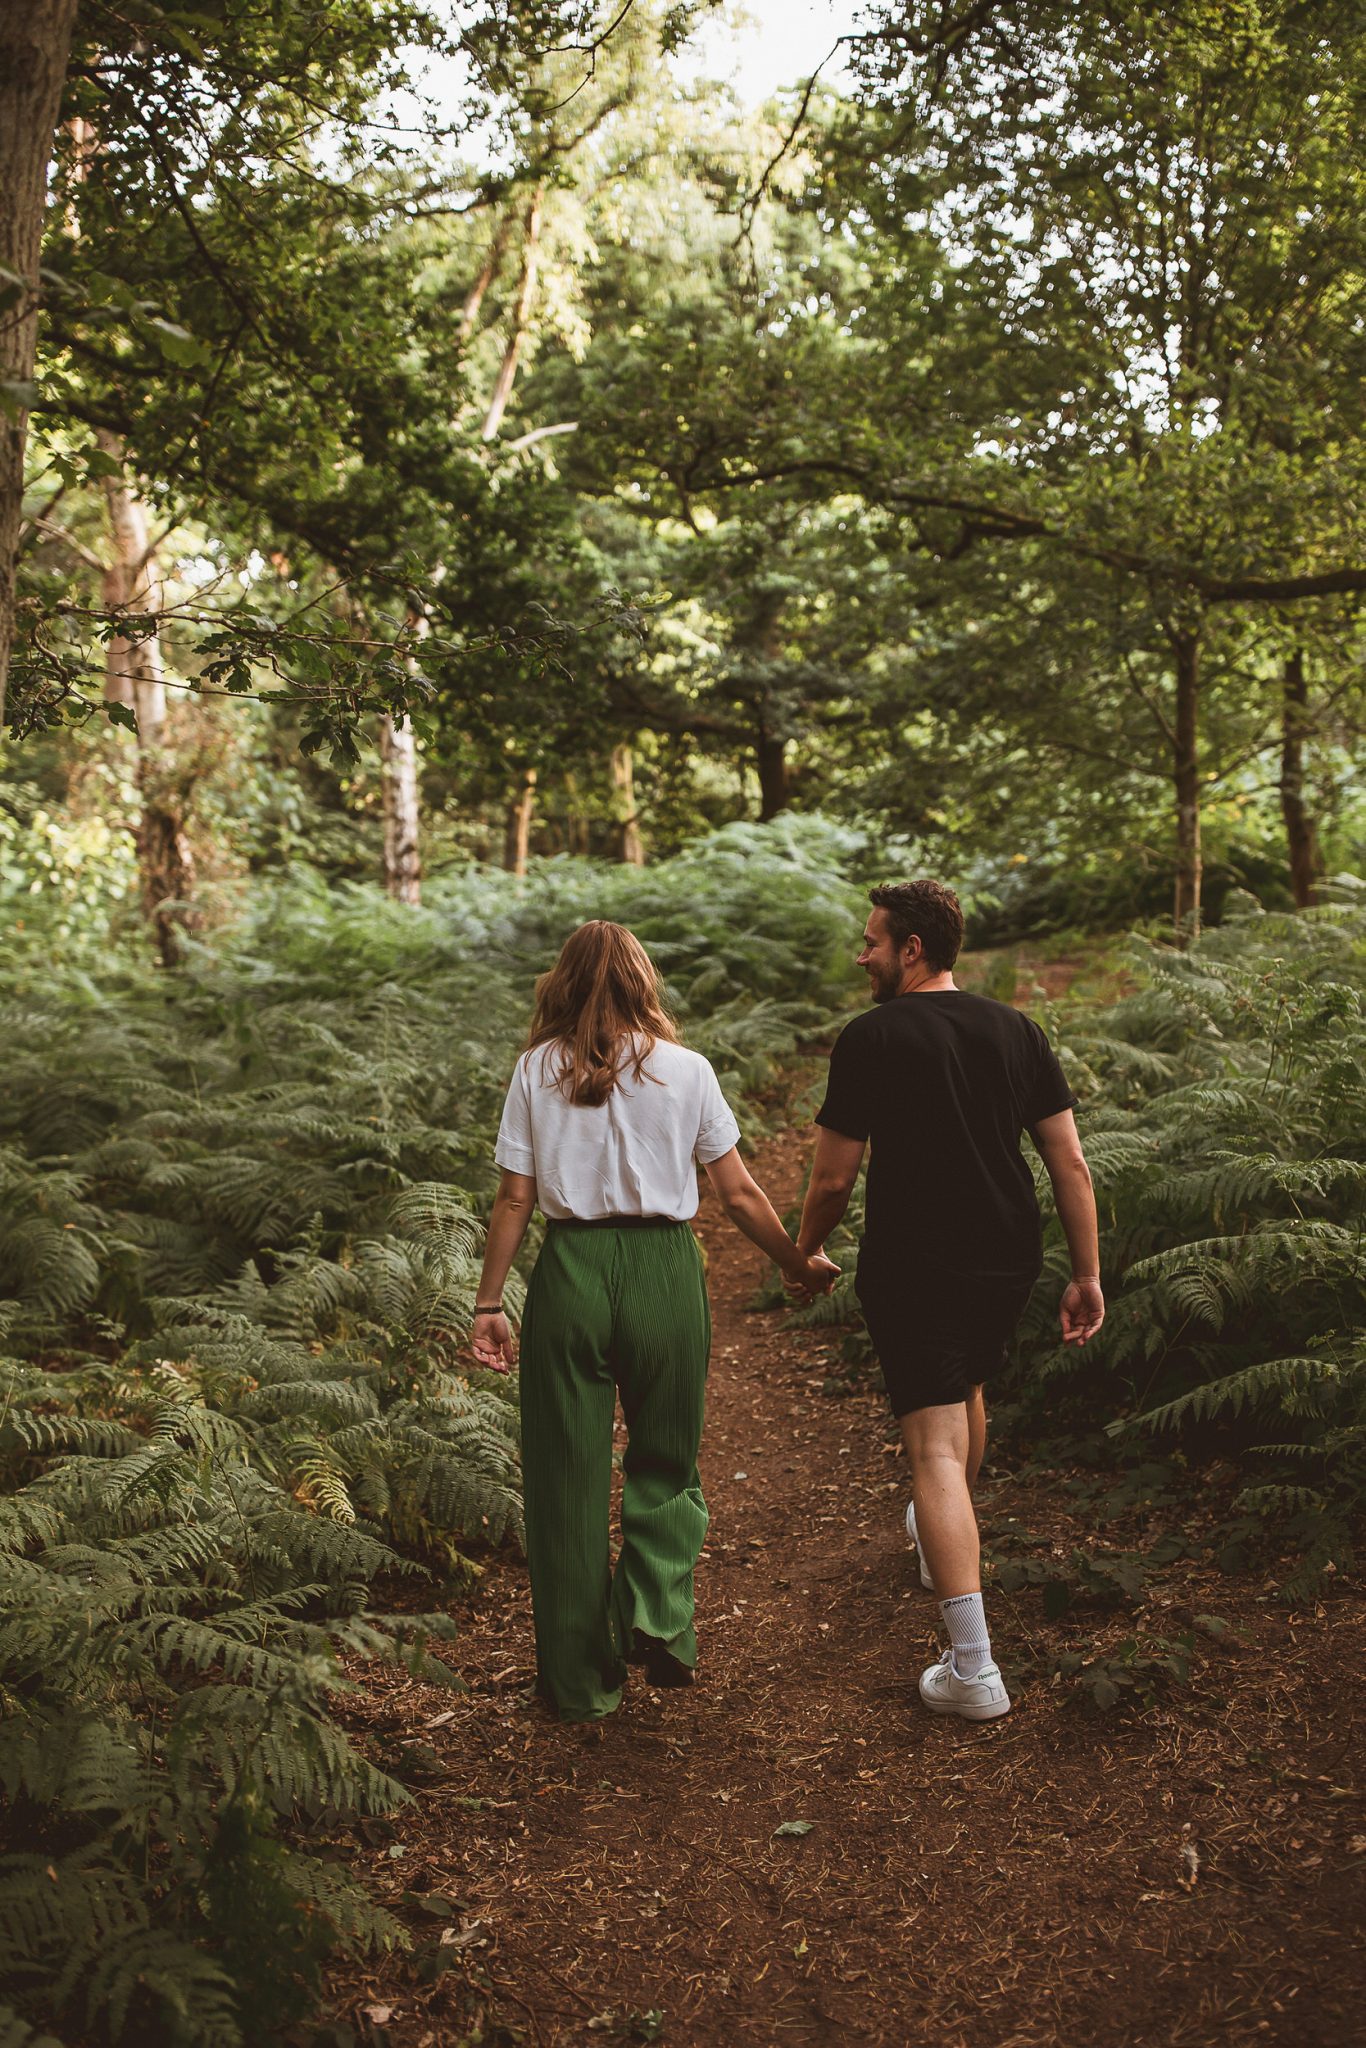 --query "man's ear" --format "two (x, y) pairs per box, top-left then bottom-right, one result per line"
(902, 932), (924, 966)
